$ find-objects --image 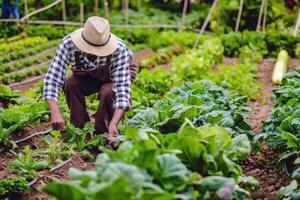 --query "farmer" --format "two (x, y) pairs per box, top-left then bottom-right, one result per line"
(1, 0), (20, 19)
(43, 16), (137, 145)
